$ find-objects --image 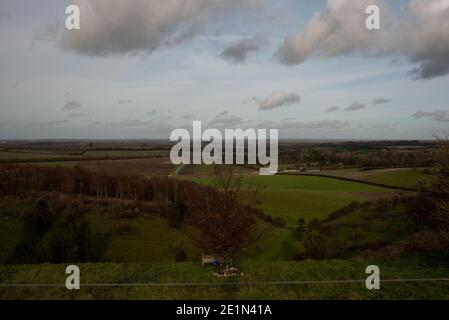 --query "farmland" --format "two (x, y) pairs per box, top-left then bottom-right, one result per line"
(0, 139), (447, 300)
